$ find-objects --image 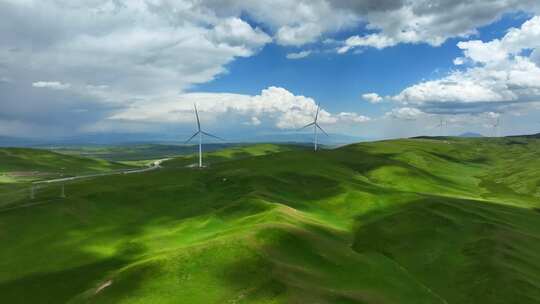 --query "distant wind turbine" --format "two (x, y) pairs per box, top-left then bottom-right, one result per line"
(300, 103), (328, 151)
(434, 117), (447, 136)
(185, 104), (224, 168)
(492, 117), (501, 137)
